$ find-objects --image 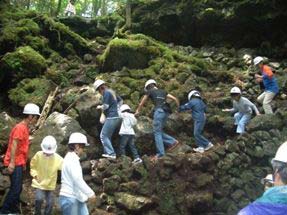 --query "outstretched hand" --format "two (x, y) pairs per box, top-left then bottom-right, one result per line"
(222, 109), (230, 112)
